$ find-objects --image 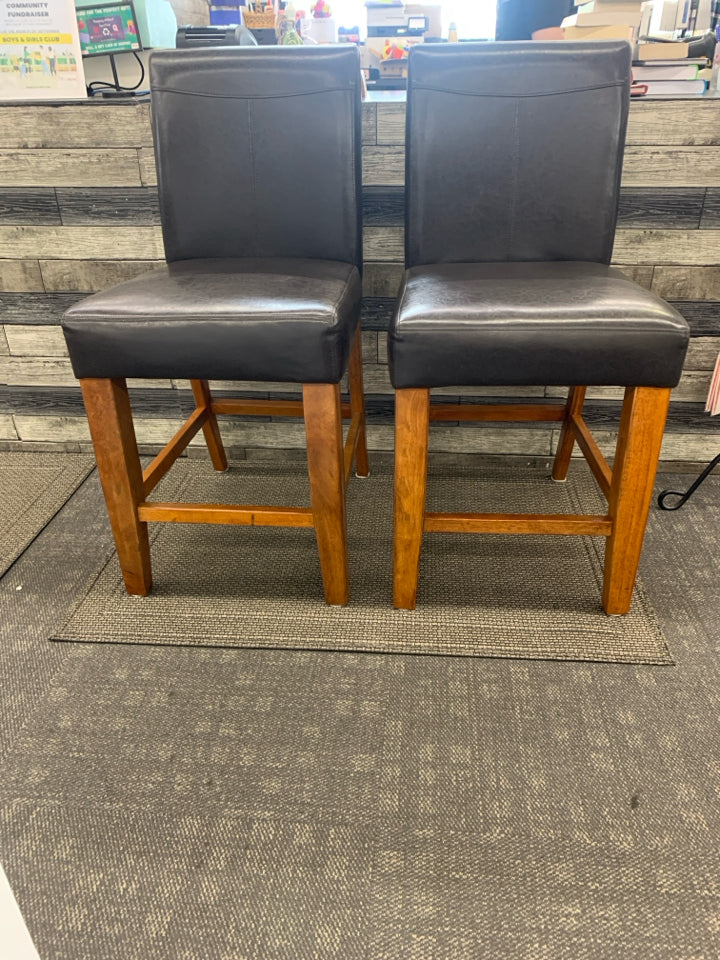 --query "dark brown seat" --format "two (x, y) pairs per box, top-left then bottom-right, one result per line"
(389, 42), (690, 615)
(62, 46), (368, 605)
